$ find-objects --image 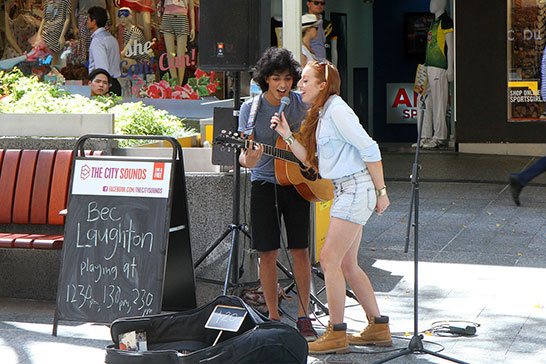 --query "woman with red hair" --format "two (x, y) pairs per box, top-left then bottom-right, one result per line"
(271, 60), (392, 354)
